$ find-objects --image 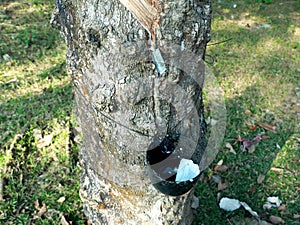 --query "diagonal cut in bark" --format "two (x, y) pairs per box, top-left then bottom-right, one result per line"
(118, 0), (159, 40)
